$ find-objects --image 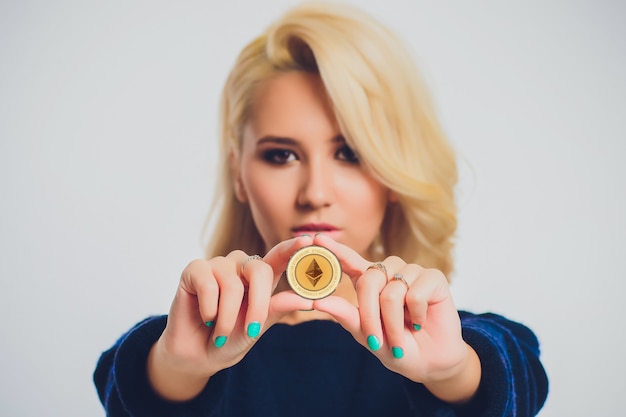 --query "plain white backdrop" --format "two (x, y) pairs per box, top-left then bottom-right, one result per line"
(1, 1), (625, 415)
